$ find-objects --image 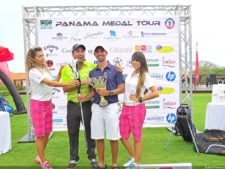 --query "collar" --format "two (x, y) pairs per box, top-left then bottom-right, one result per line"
(75, 60), (88, 68)
(96, 61), (113, 70)
(82, 61), (89, 66)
